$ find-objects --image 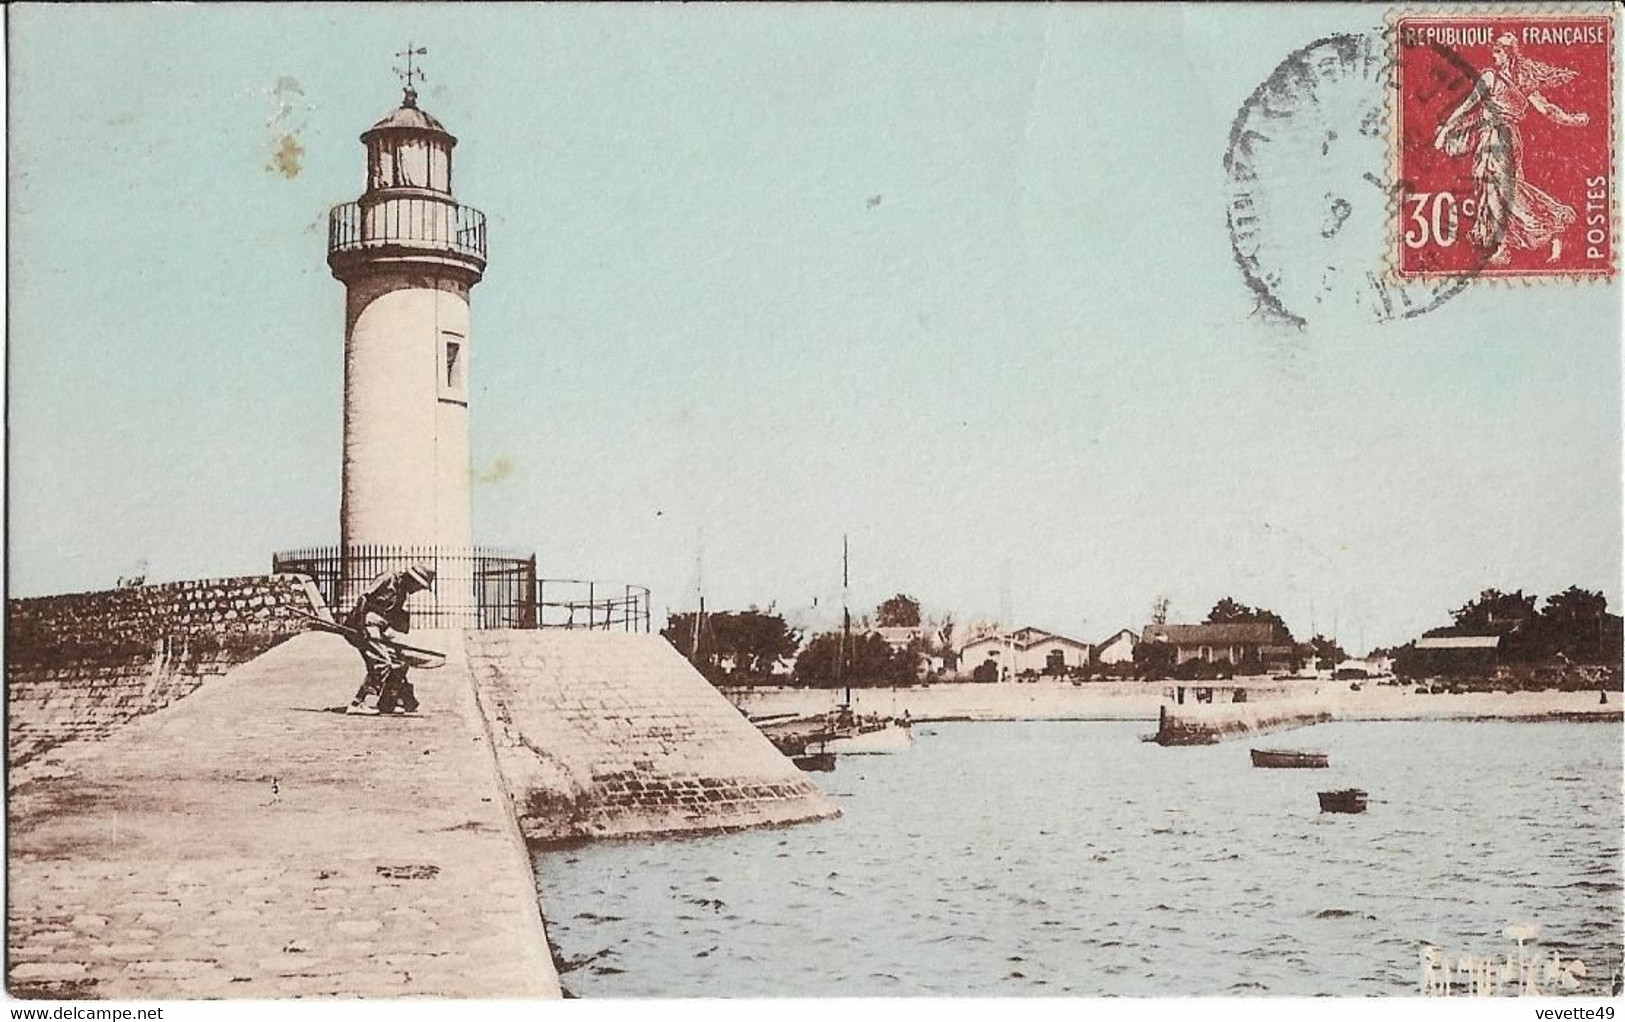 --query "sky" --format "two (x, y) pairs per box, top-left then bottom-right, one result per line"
(8, 3), (1621, 652)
